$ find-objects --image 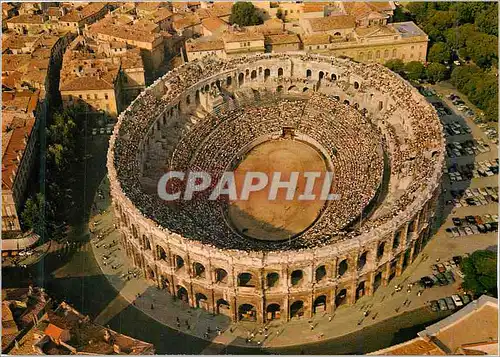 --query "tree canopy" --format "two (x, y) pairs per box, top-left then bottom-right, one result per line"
(461, 250), (497, 298)
(405, 61), (426, 81)
(229, 2), (263, 26)
(428, 42), (451, 64)
(21, 193), (46, 235)
(426, 63), (448, 83)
